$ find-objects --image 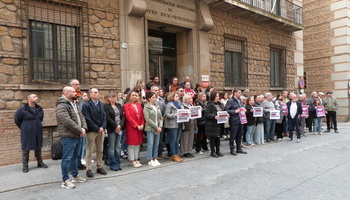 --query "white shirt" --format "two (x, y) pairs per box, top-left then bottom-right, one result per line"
(290, 102), (297, 119)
